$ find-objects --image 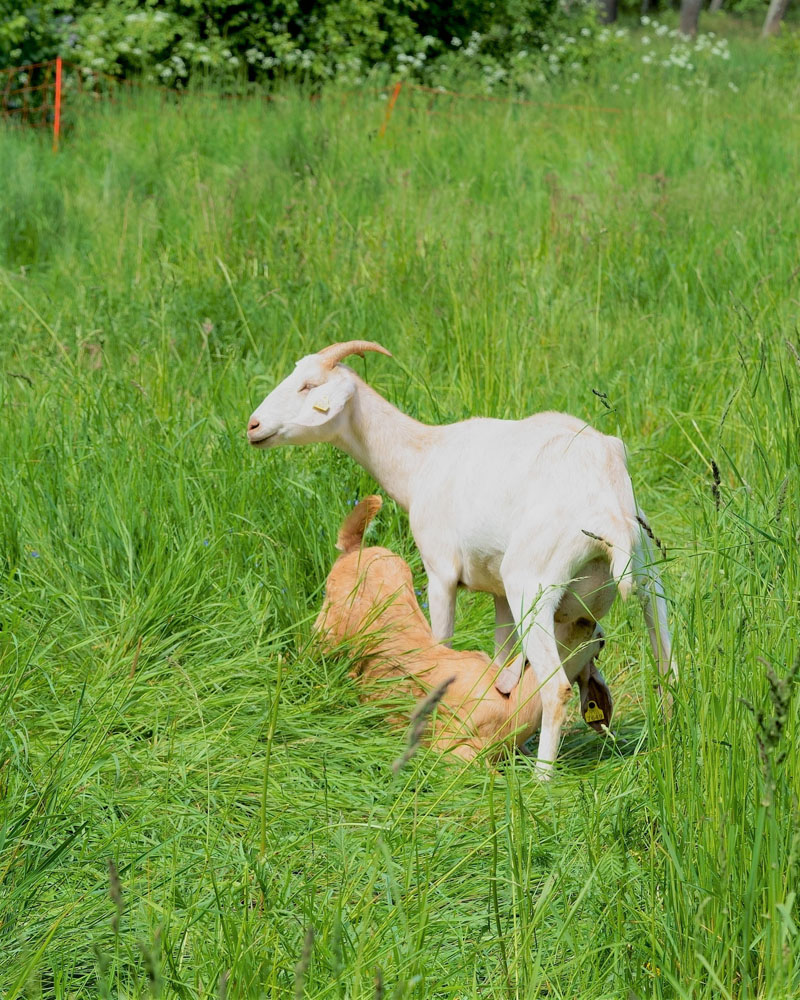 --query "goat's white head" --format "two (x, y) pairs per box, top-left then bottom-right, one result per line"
(247, 340), (392, 448)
